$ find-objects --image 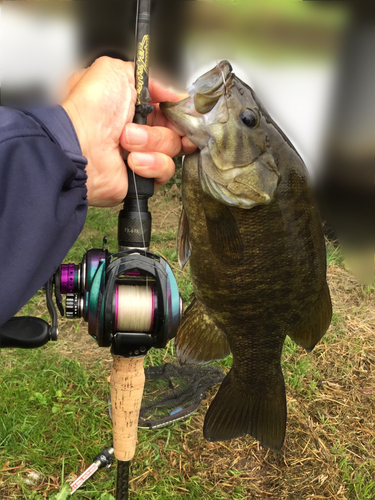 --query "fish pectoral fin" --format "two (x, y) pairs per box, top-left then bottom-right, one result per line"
(204, 367), (287, 451)
(202, 194), (244, 263)
(176, 297), (231, 365)
(177, 206), (191, 270)
(288, 284), (332, 352)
